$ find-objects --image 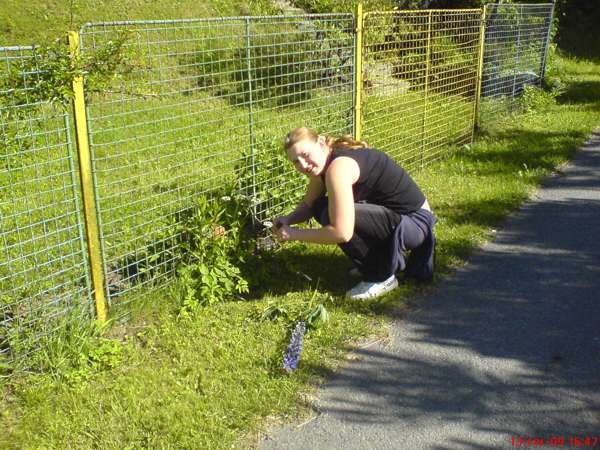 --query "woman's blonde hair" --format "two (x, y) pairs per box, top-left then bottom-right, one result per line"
(284, 127), (367, 151)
